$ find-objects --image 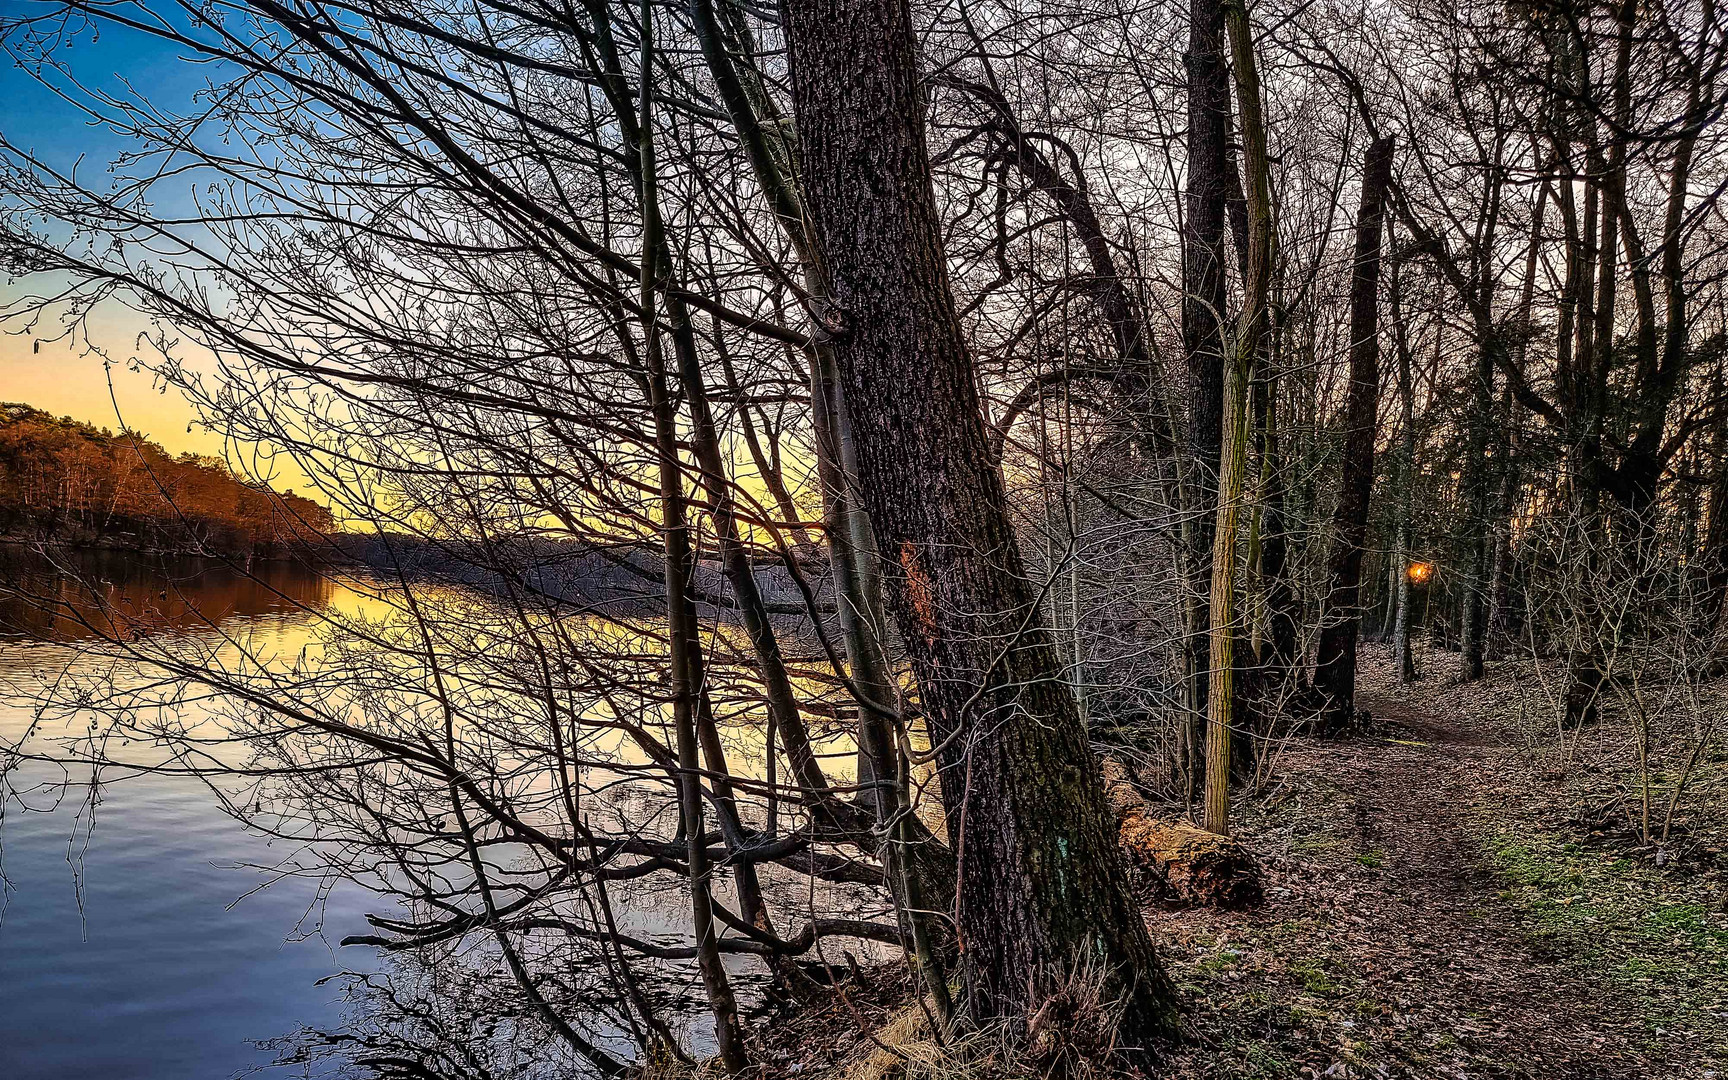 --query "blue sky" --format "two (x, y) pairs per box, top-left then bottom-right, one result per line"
(1, 5), (237, 455)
